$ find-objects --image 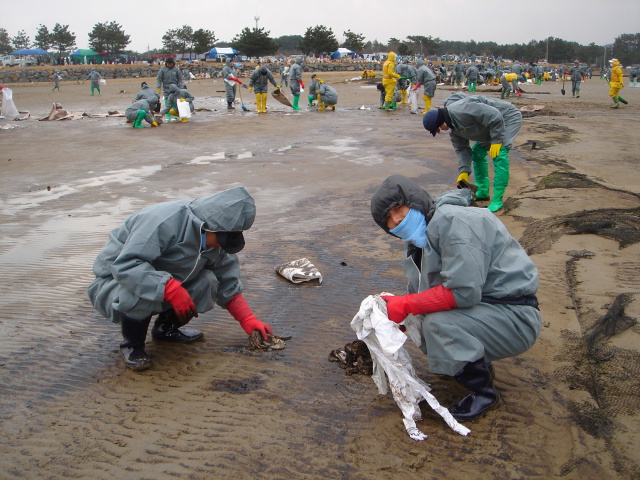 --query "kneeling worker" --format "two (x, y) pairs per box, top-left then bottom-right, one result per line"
(125, 99), (159, 129)
(370, 174), (541, 421)
(88, 187), (273, 370)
